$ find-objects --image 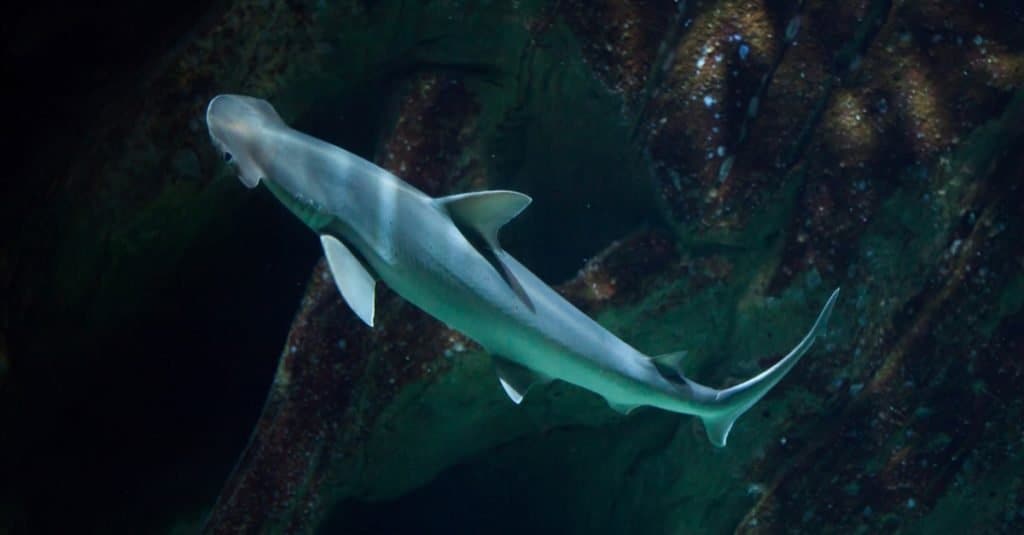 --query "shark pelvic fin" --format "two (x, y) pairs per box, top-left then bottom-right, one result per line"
(493, 356), (548, 404)
(320, 235), (376, 327)
(438, 191), (535, 310)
